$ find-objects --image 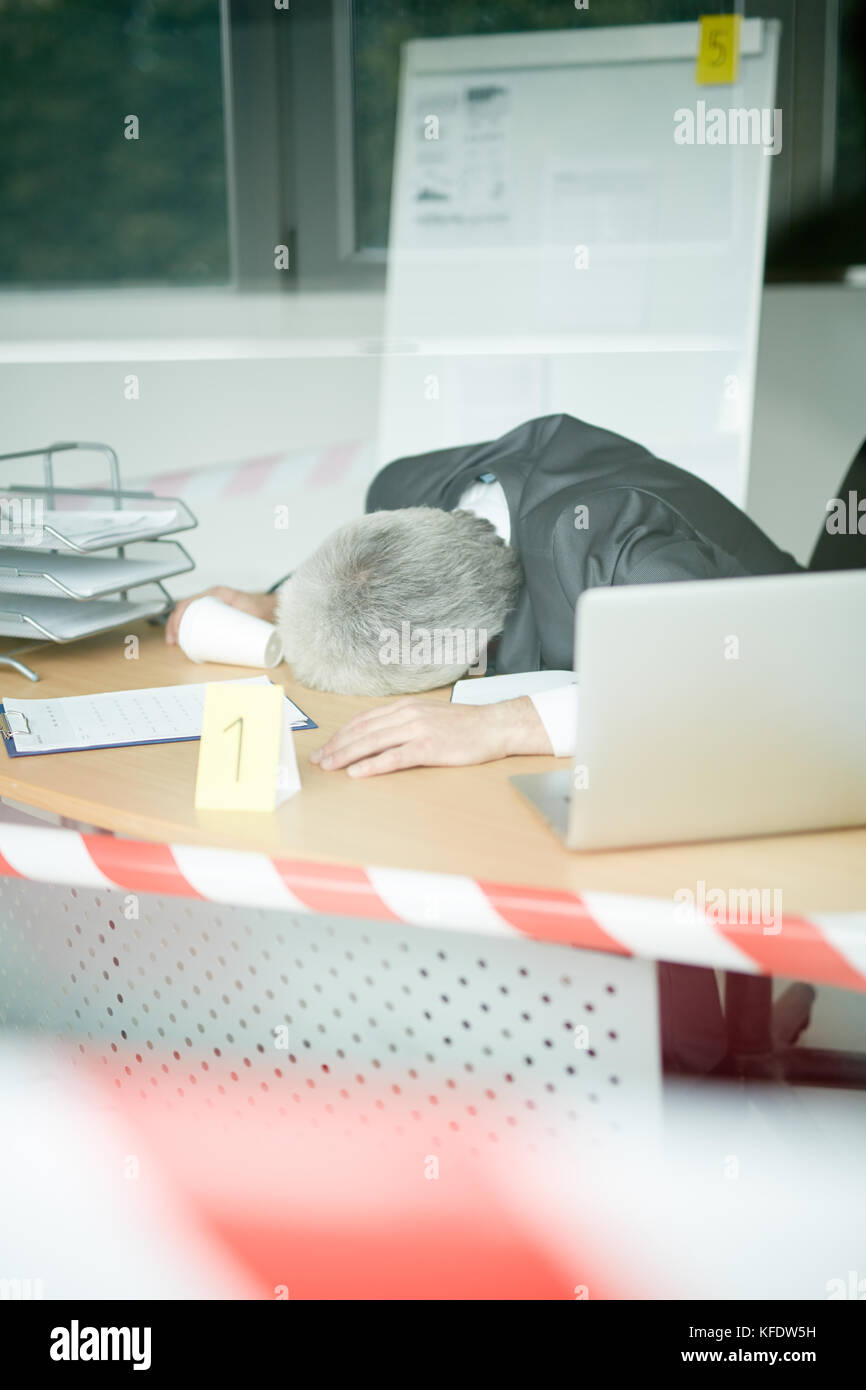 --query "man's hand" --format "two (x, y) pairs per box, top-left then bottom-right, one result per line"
(310, 695), (553, 778)
(165, 587), (278, 646)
